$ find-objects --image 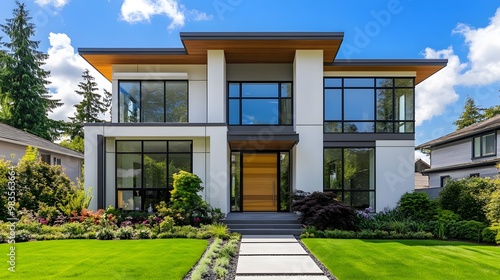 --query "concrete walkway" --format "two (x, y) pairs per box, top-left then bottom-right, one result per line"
(235, 235), (329, 280)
